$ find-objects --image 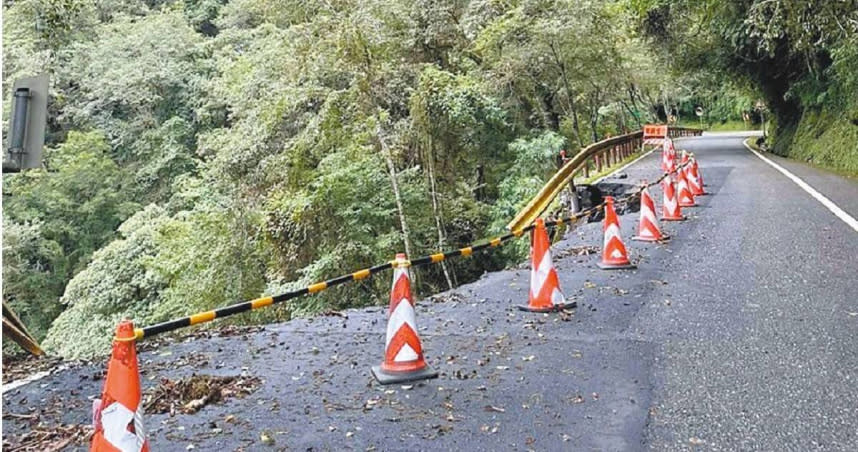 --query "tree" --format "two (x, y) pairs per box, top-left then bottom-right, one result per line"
(43, 205), (170, 359)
